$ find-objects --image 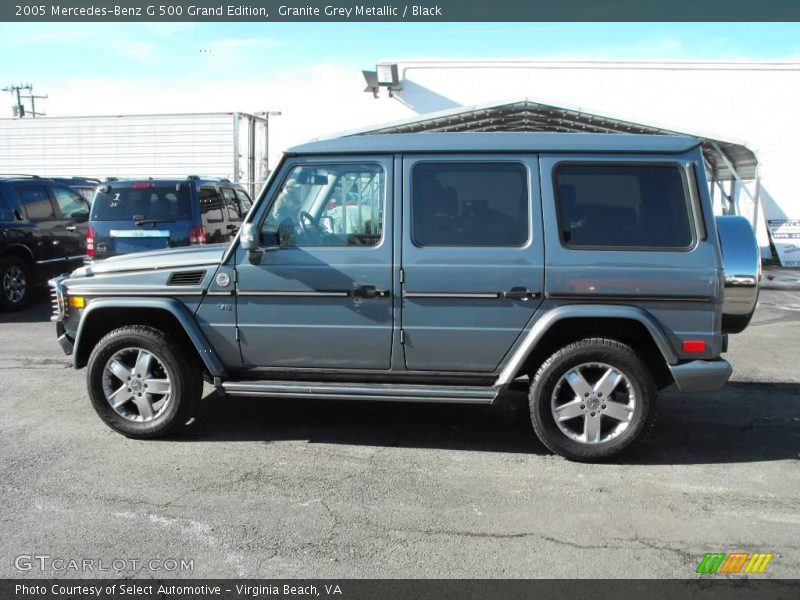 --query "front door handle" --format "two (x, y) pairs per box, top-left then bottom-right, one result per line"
(353, 285), (390, 299)
(503, 287), (539, 300)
